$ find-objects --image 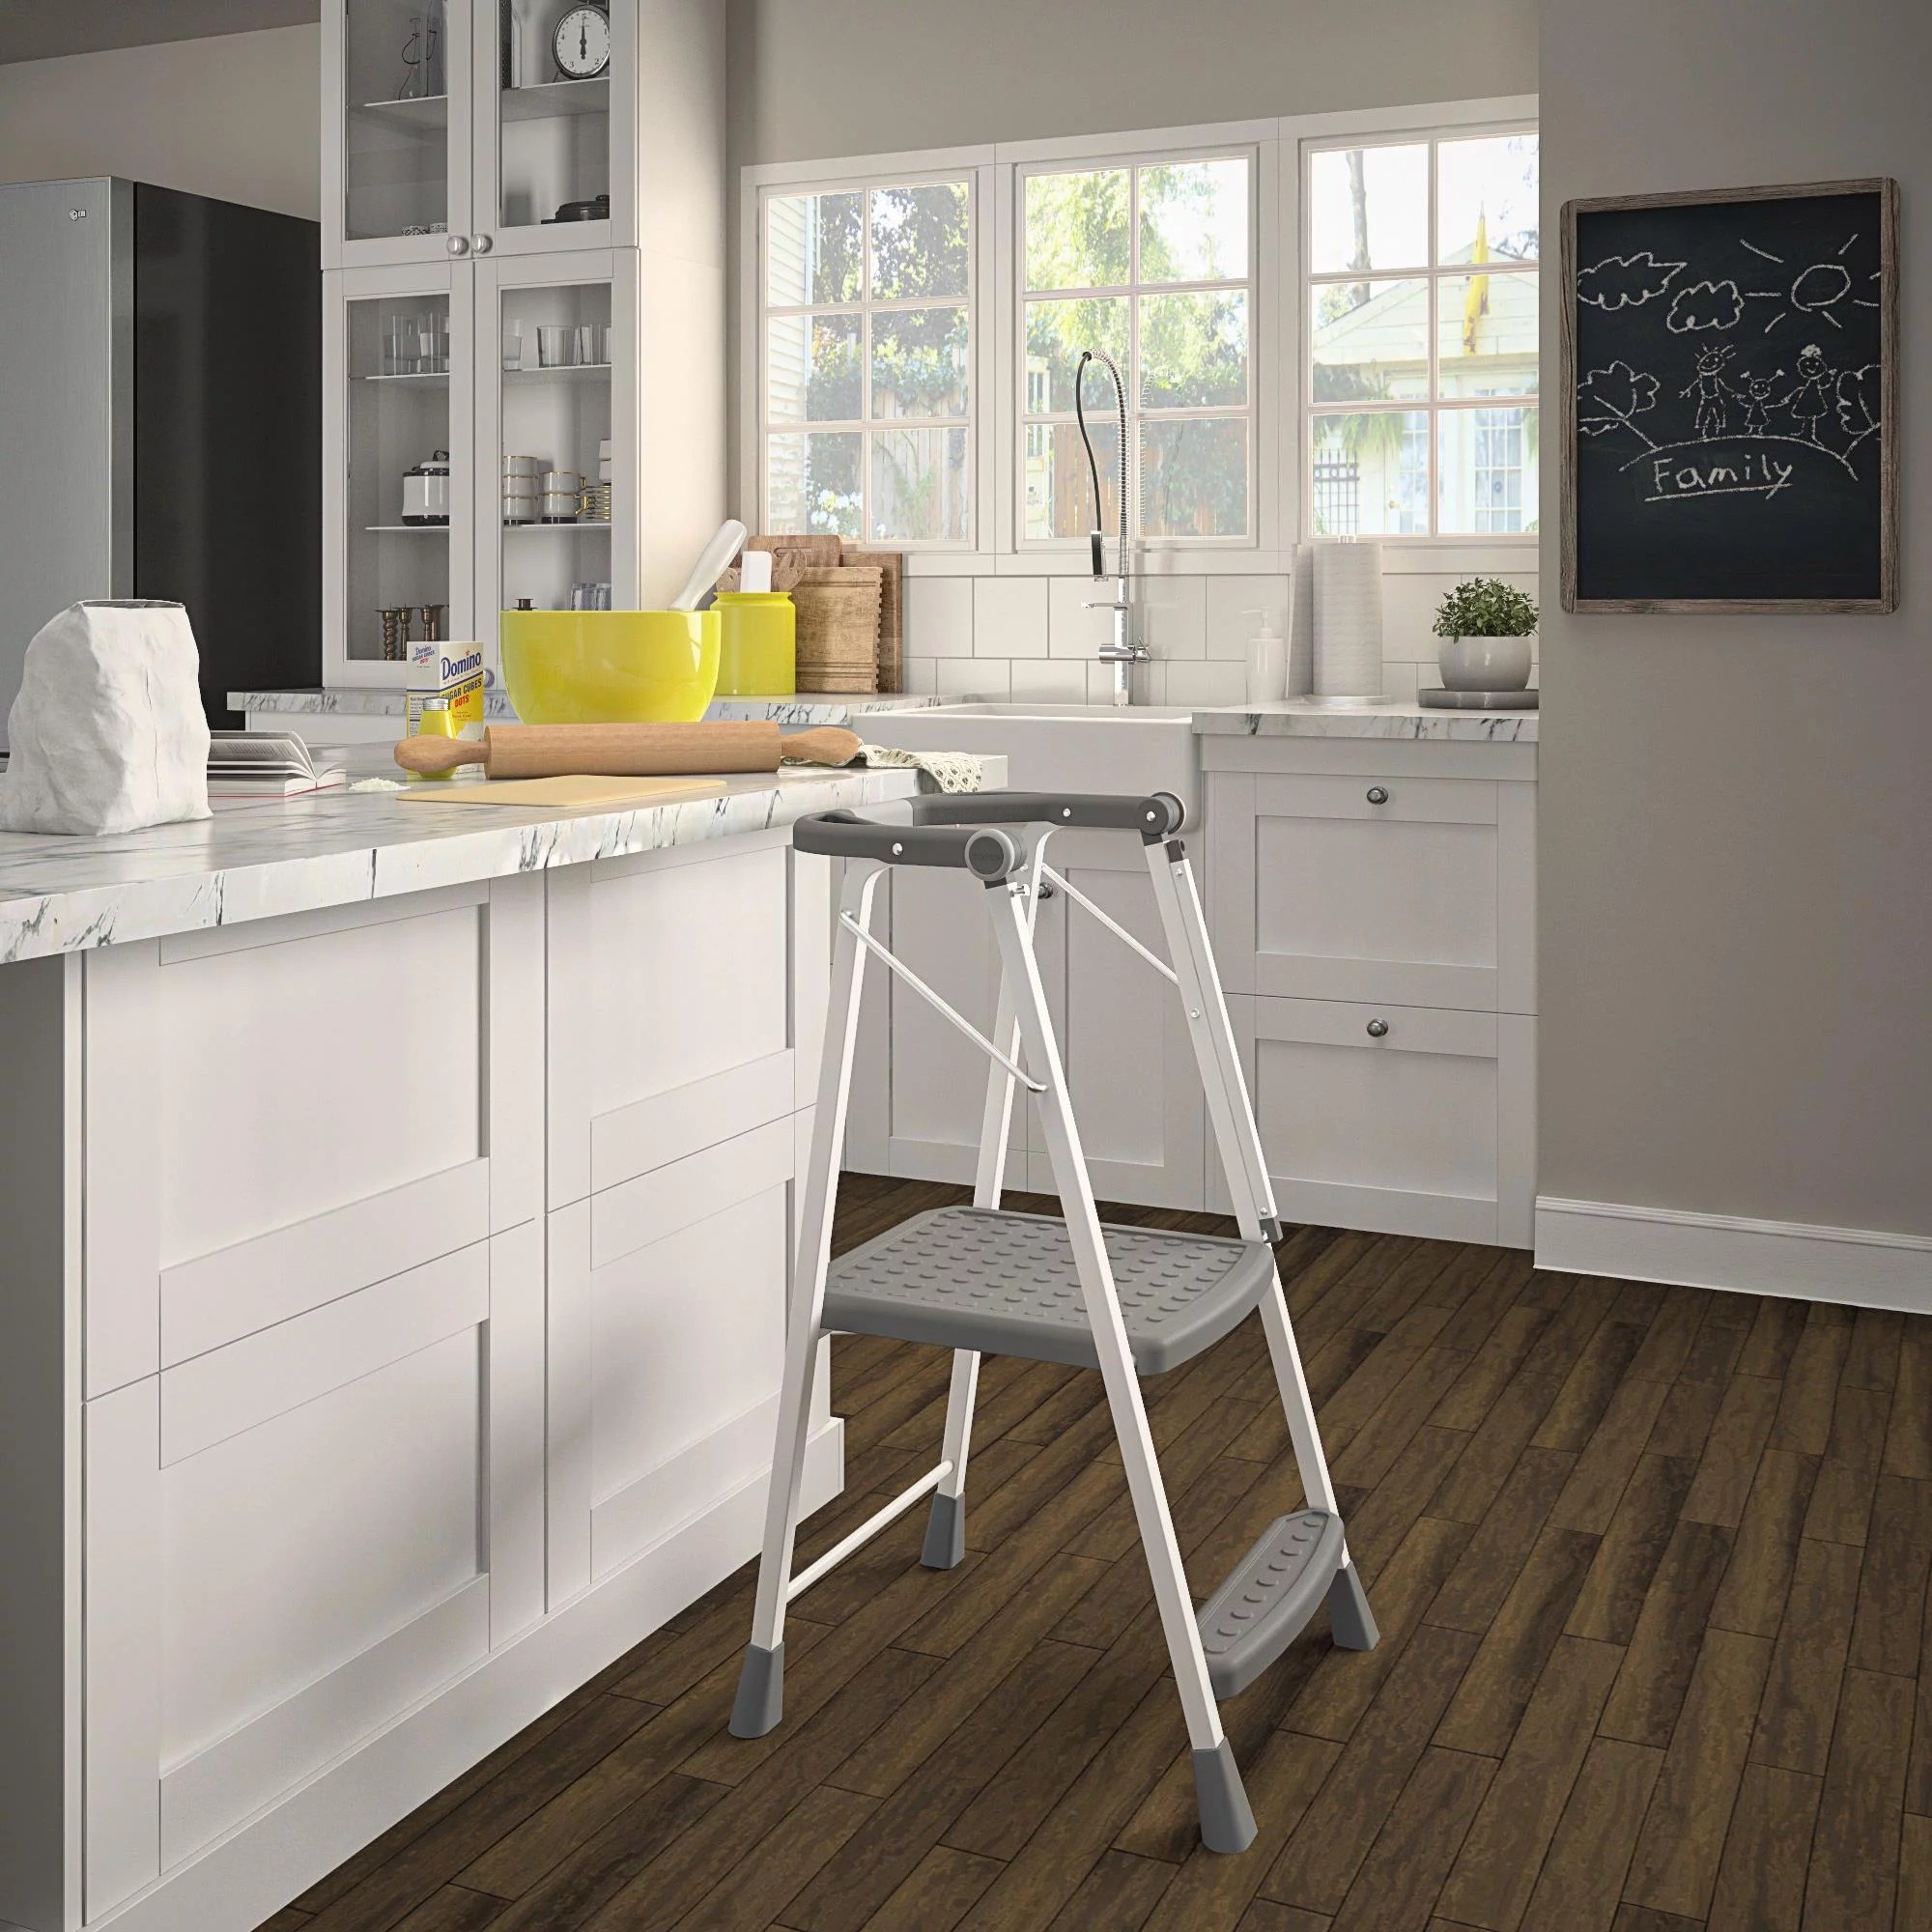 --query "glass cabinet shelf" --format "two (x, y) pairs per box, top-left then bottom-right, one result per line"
(500, 78), (609, 123)
(352, 94), (448, 126)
